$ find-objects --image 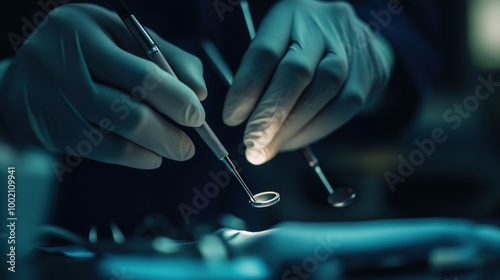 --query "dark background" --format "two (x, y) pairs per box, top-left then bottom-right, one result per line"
(1, 0), (499, 241)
